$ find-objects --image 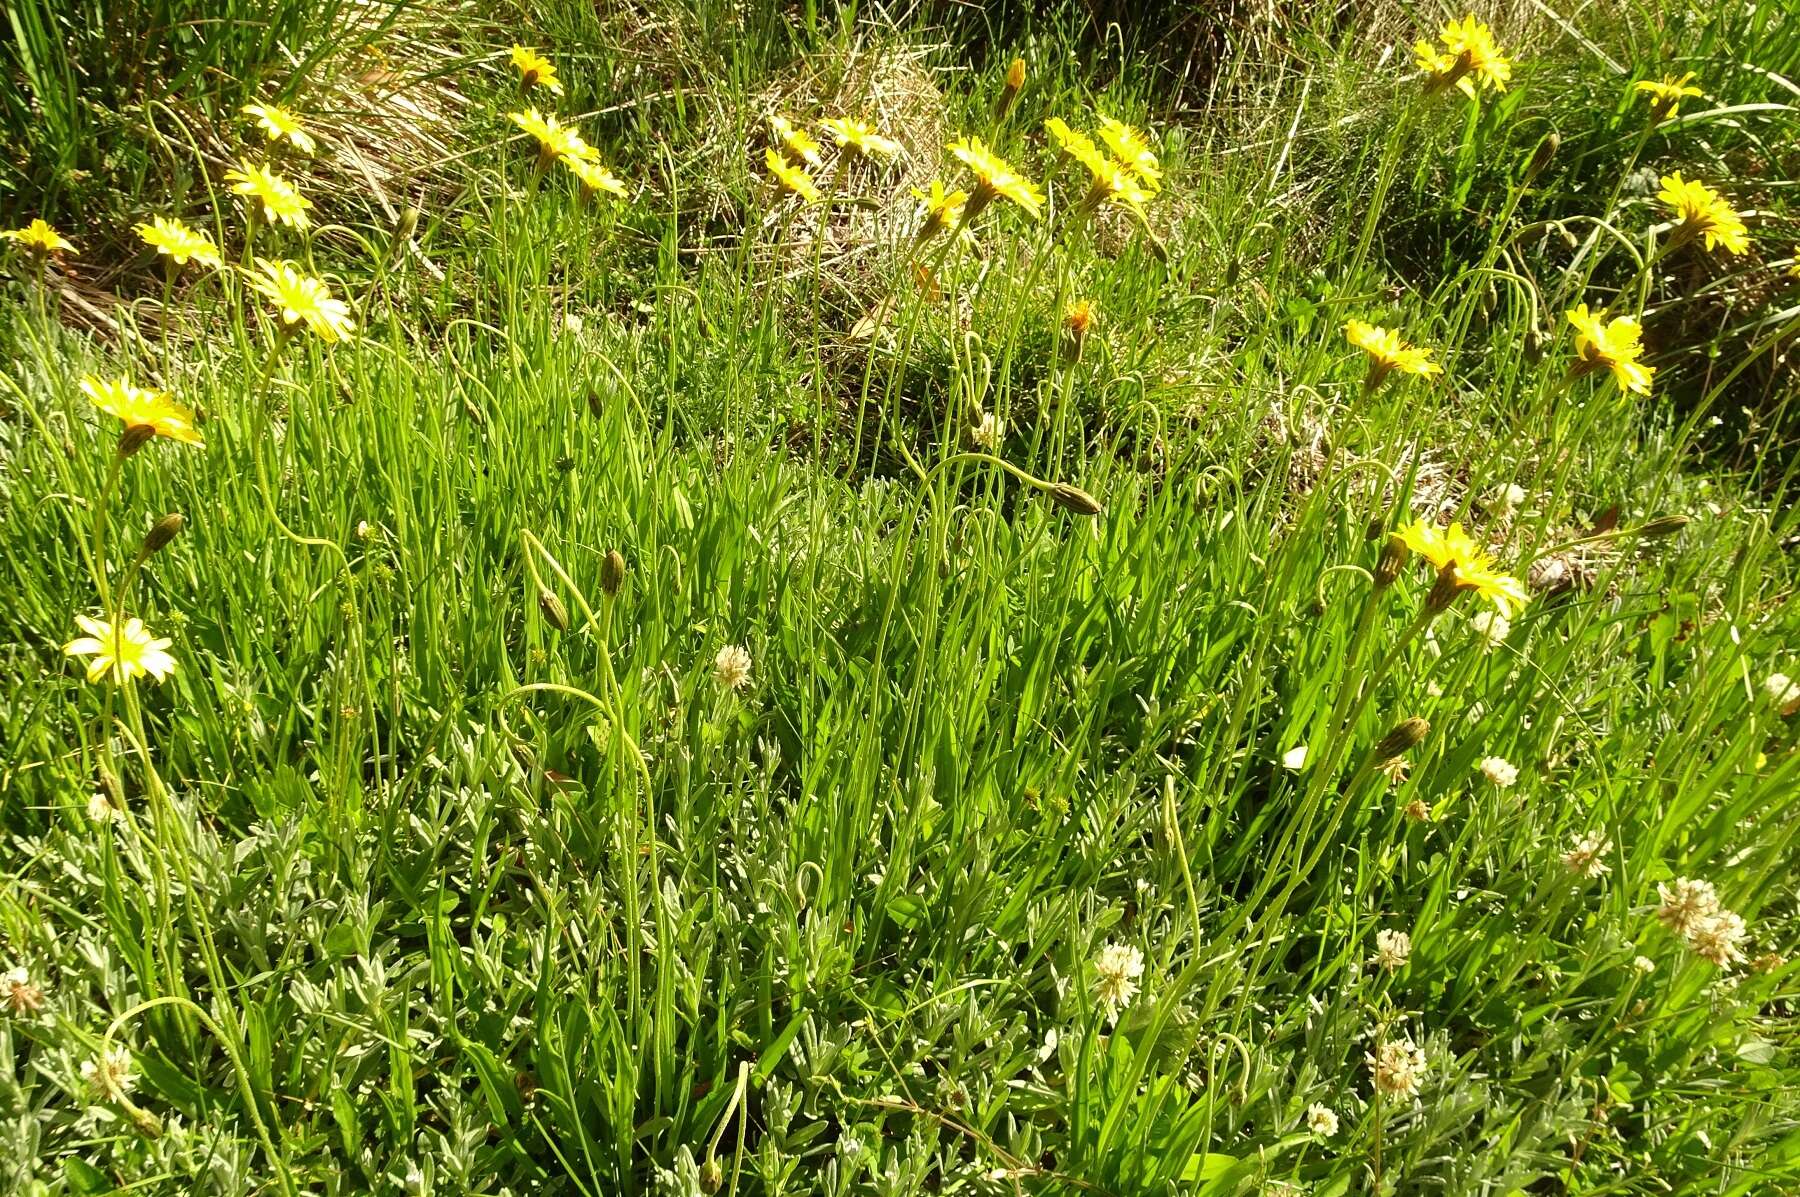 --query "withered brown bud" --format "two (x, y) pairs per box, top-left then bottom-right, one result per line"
(600, 548), (627, 596)
(1372, 717), (1430, 761)
(537, 588), (570, 632)
(118, 424), (157, 457)
(142, 513), (185, 555)
(1374, 533), (1409, 589)
(1047, 482), (1103, 516)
